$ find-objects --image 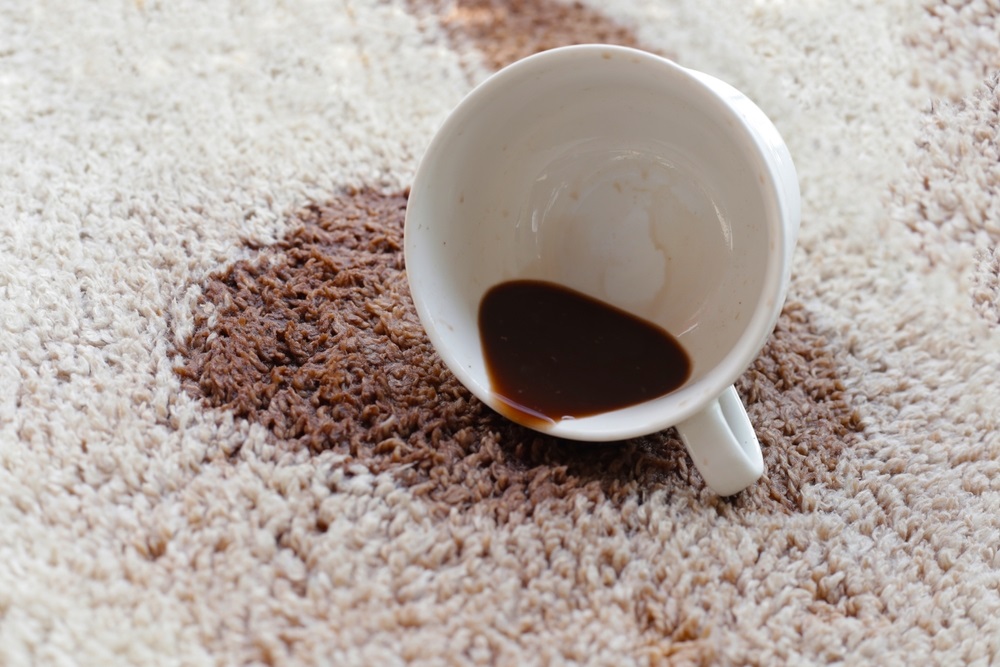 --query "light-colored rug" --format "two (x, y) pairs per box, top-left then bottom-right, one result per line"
(2, 1), (999, 664)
